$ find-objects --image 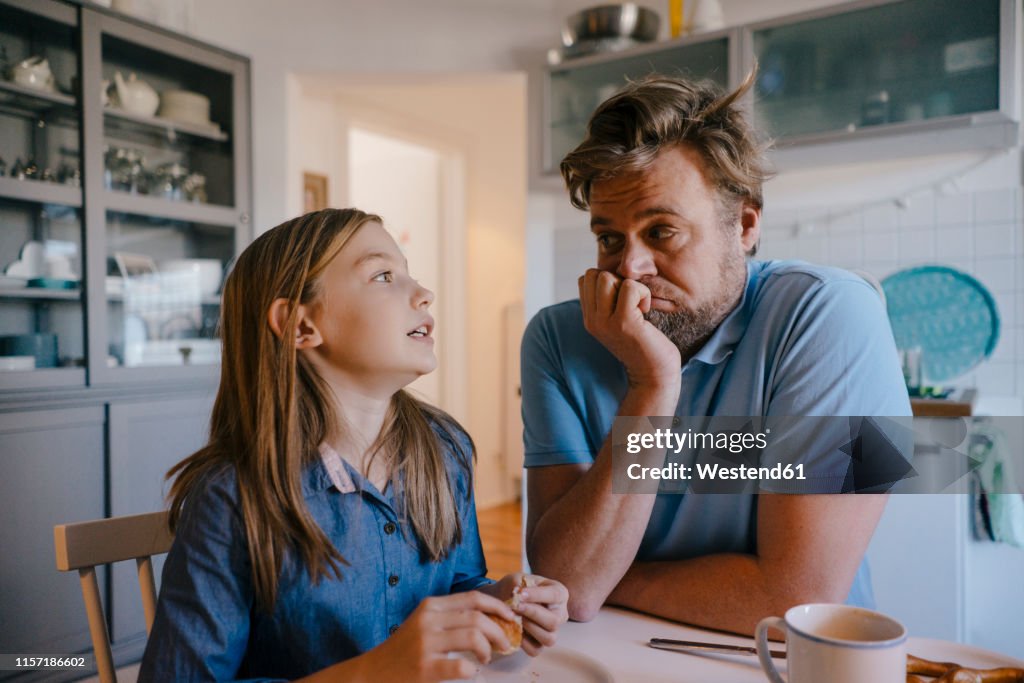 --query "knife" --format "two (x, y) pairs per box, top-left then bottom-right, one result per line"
(649, 637), (786, 660)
